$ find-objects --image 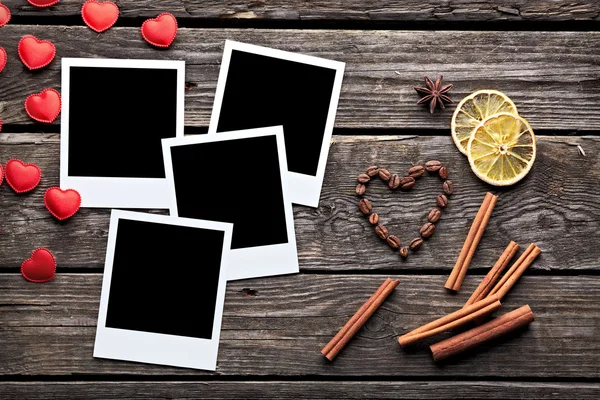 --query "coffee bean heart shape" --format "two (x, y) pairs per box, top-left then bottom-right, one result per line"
(44, 187), (82, 221)
(21, 248), (56, 283)
(25, 88), (61, 123)
(27, 0), (60, 8)
(82, 0), (119, 33)
(0, 46), (7, 73)
(18, 35), (56, 70)
(356, 161), (454, 260)
(0, 4), (10, 28)
(141, 13), (178, 48)
(5, 159), (42, 193)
